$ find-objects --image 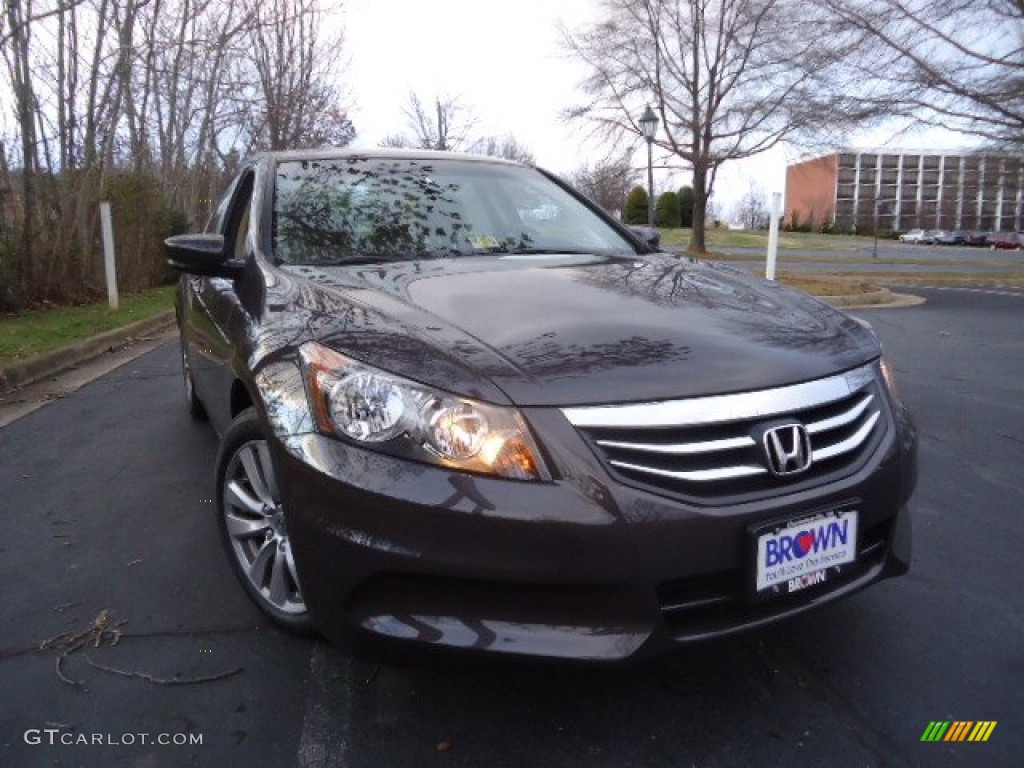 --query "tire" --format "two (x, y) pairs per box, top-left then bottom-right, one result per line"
(179, 332), (207, 420)
(215, 408), (314, 633)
